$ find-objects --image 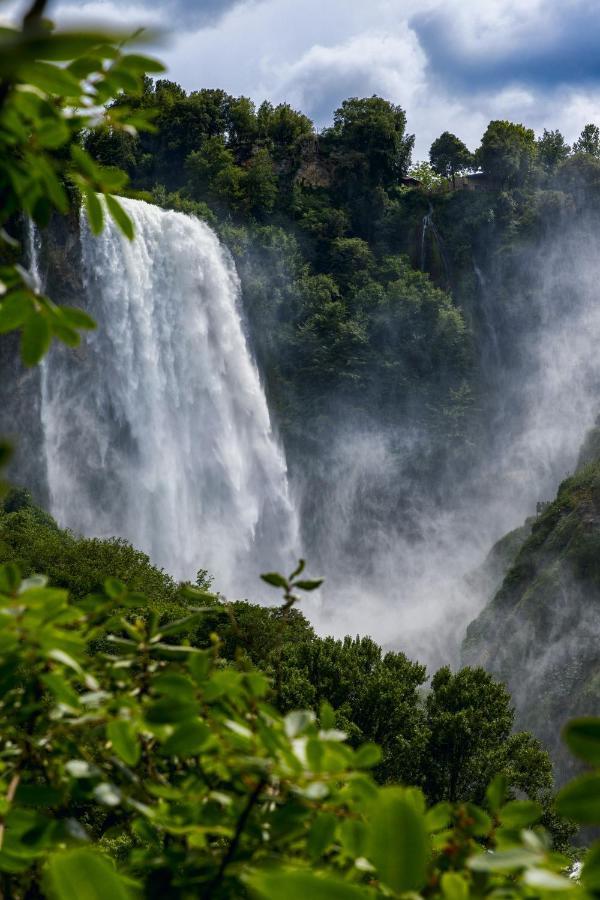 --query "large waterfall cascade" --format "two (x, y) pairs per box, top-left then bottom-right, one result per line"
(40, 198), (298, 594)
